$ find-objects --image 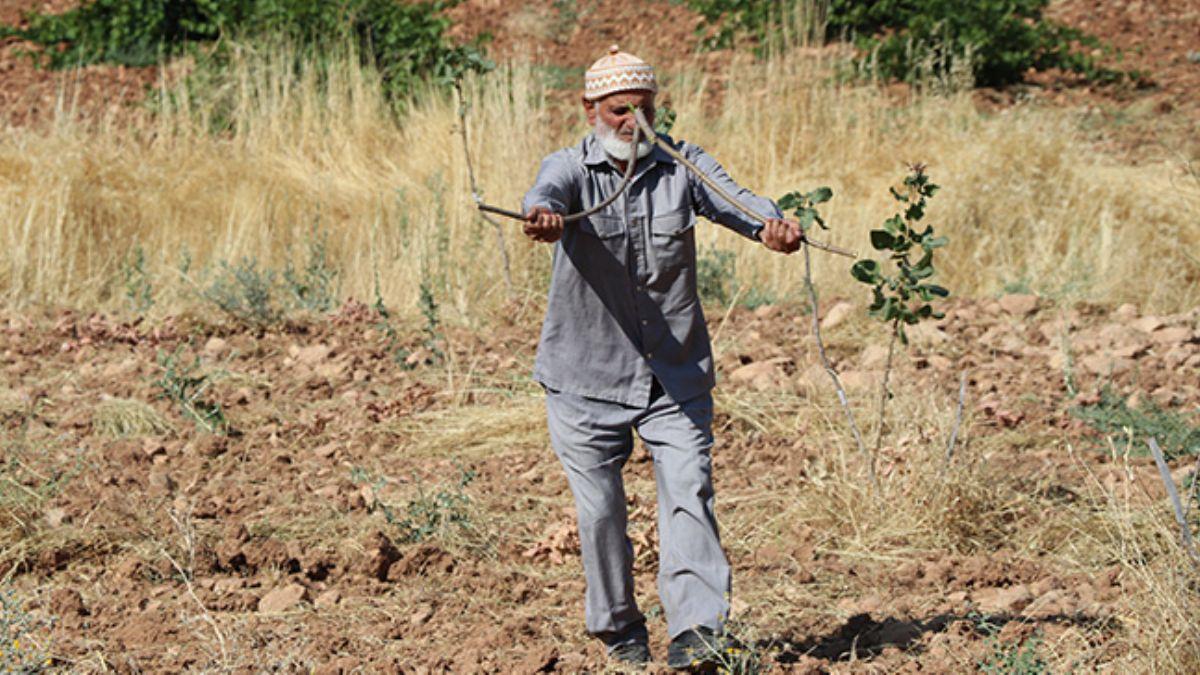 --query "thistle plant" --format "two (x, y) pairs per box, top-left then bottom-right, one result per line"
(851, 164), (950, 457)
